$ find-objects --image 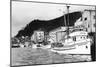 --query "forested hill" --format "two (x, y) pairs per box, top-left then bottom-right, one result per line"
(15, 11), (82, 38)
